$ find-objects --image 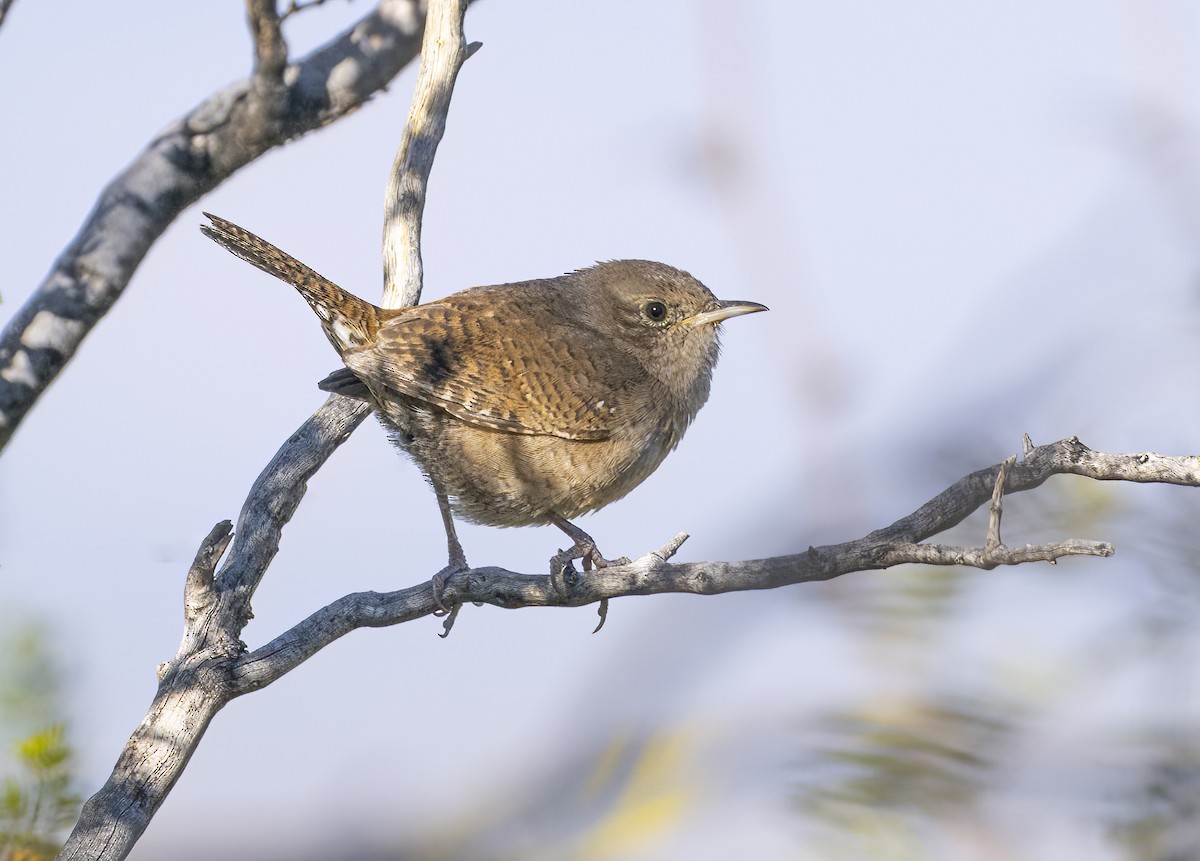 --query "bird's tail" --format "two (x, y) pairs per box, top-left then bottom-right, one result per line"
(201, 212), (381, 353)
